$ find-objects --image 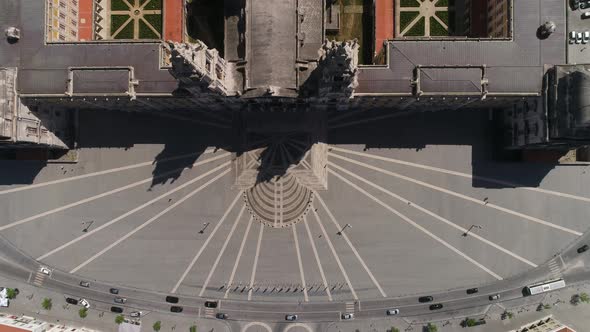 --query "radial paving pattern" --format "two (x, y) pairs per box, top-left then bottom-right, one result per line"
(1, 109), (589, 303)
